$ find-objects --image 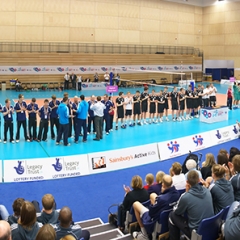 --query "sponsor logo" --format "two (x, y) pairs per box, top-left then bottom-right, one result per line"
(233, 125), (239, 134)
(174, 66), (179, 70)
(57, 67), (64, 72)
(121, 67), (127, 71)
(158, 66), (163, 70)
(189, 66), (193, 70)
(101, 67), (108, 72)
(9, 68), (17, 72)
(193, 135), (203, 146)
(140, 67), (146, 70)
(216, 130), (221, 139)
(202, 109), (212, 119)
(167, 141), (180, 153)
(80, 67), (87, 72)
(52, 158), (62, 172)
(14, 161), (24, 175)
(33, 67), (41, 72)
